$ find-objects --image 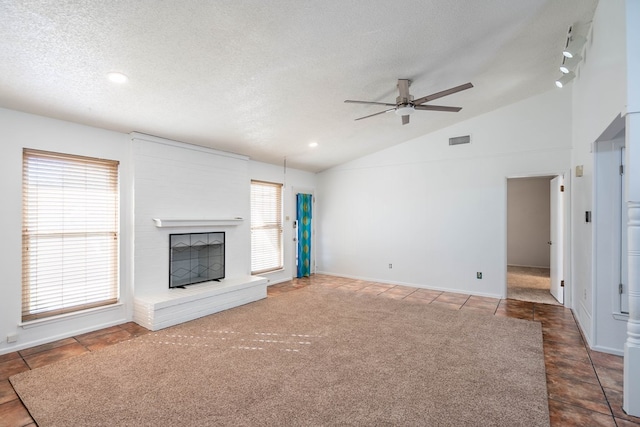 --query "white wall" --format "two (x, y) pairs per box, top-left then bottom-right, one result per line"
(507, 177), (552, 268)
(317, 88), (572, 298)
(569, 0), (627, 350)
(0, 108), (131, 354)
(249, 161), (317, 284)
